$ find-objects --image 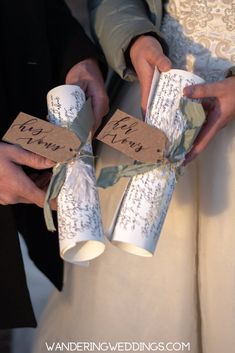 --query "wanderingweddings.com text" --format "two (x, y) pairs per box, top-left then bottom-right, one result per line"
(45, 341), (191, 352)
